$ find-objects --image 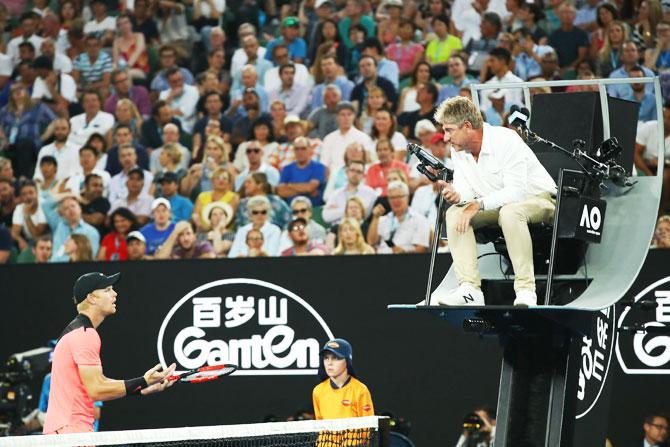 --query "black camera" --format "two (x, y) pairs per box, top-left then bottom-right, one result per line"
(462, 412), (484, 433)
(0, 347), (52, 435)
